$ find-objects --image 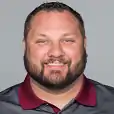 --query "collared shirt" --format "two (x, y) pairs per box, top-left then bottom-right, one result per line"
(0, 74), (114, 114)
(18, 74), (96, 112)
